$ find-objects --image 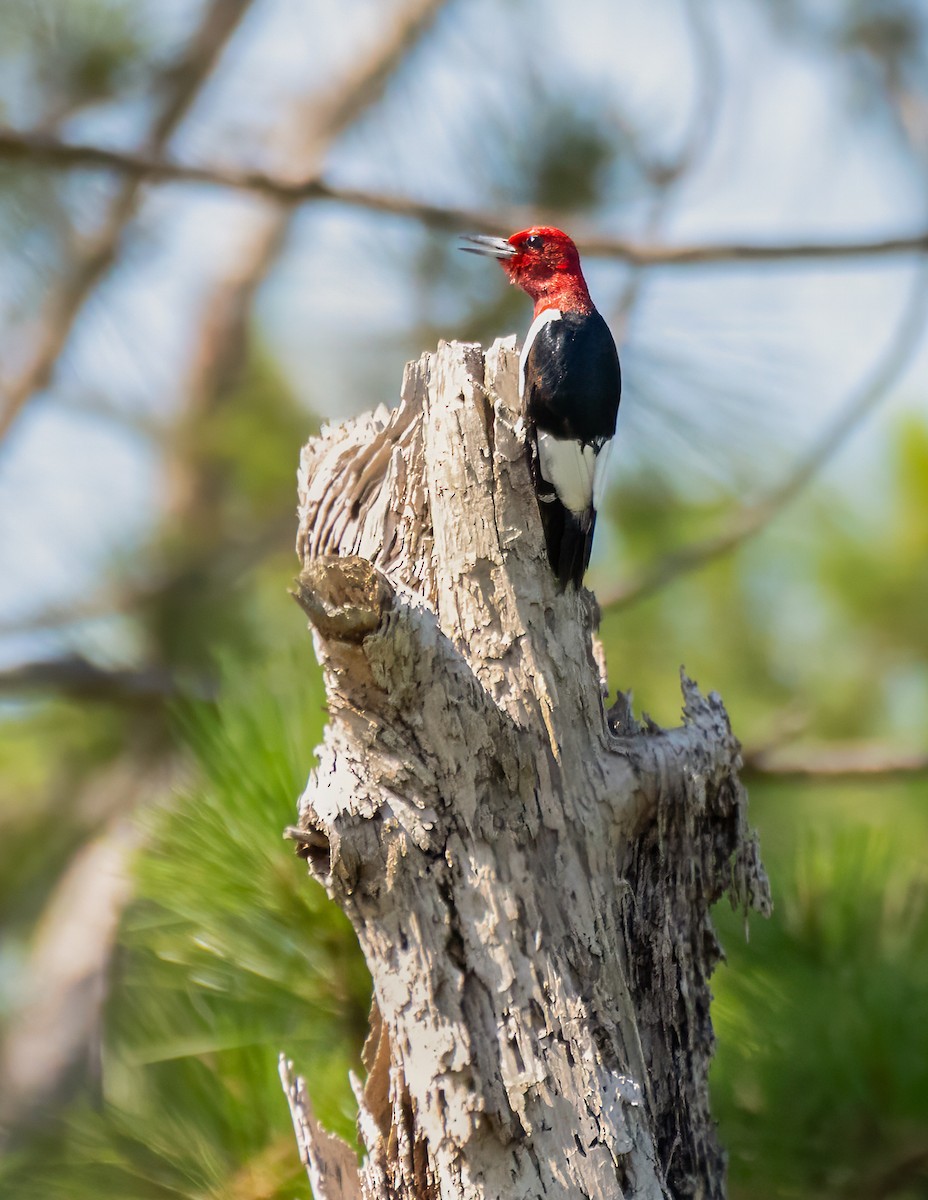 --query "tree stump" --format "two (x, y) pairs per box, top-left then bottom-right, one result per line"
(282, 338), (770, 1200)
